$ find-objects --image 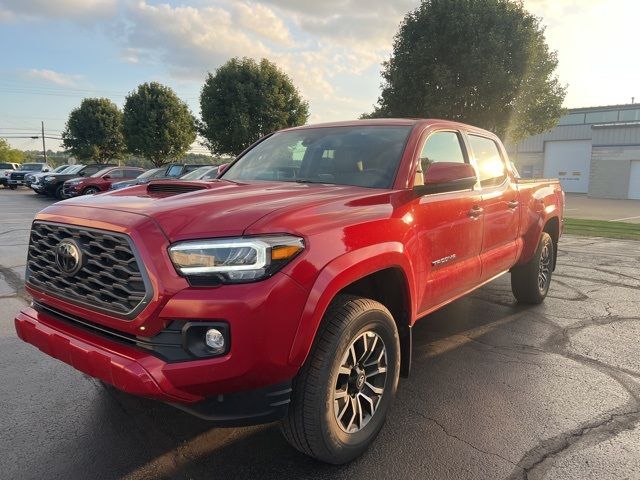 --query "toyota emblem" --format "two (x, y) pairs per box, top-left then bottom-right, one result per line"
(55, 239), (83, 276)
